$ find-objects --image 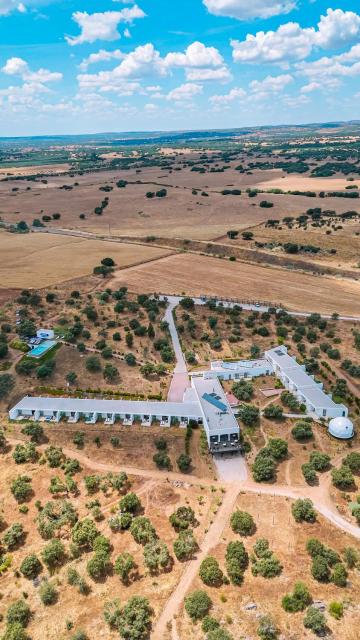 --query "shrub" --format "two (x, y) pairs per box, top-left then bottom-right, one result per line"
(41, 538), (66, 570)
(252, 449), (276, 482)
(153, 451), (171, 470)
(263, 404), (283, 420)
(39, 580), (58, 605)
(282, 582), (312, 612)
(199, 556), (223, 586)
(331, 465), (354, 490)
(114, 553), (136, 583)
(117, 596), (152, 640)
(1, 622), (29, 639)
(257, 615), (278, 639)
(6, 600), (31, 627)
(143, 539), (171, 572)
(329, 601), (343, 619)
(119, 492), (141, 514)
(130, 516), (157, 545)
(169, 506), (196, 531)
(232, 380), (253, 401)
(291, 499), (316, 523)
(3, 523), (25, 549)
(184, 590), (212, 621)
(20, 554), (42, 579)
(230, 510), (255, 536)
(311, 556), (331, 582)
(238, 404), (259, 426)
(302, 463), (317, 485)
(291, 421), (313, 441)
(303, 606), (327, 635)
(11, 476), (32, 503)
(267, 438), (288, 460)
(331, 562), (347, 587)
(177, 453), (191, 472)
(343, 452), (360, 472)
(309, 451), (331, 472)
(173, 530), (197, 561)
